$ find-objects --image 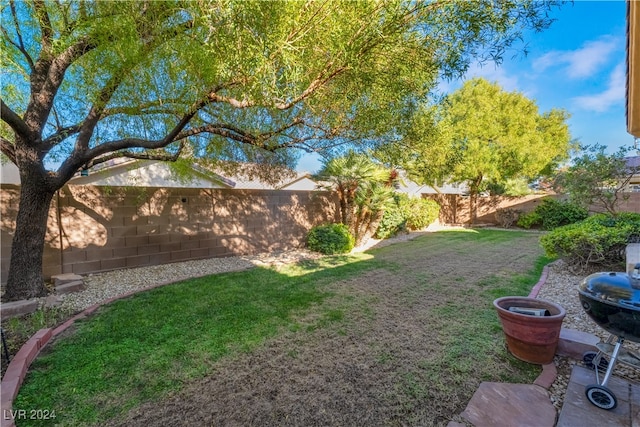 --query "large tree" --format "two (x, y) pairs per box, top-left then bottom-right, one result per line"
(402, 78), (574, 222)
(1, 0), (561, 300)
